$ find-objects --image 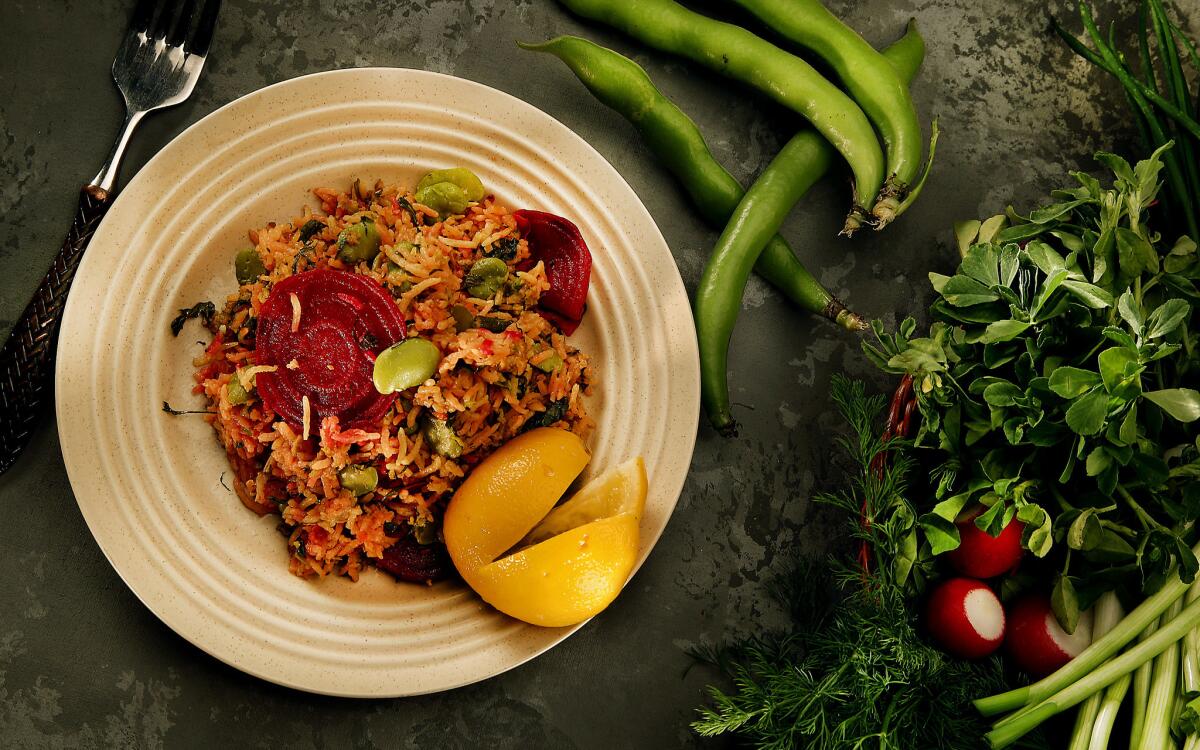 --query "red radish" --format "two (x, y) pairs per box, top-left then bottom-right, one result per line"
(1005, 594), (1093, 676)
(945, 505), (1025, 579)
(925, 577), (1006, 659)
